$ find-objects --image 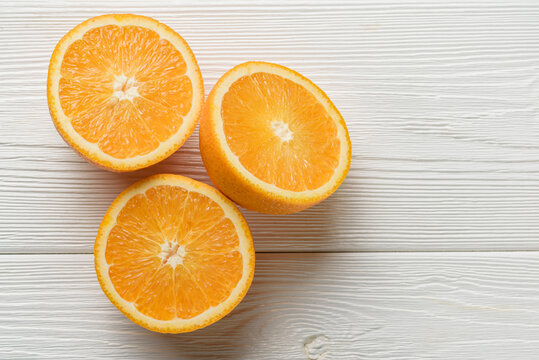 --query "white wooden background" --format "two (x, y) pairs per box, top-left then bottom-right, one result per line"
(2, 0), (539, 359)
